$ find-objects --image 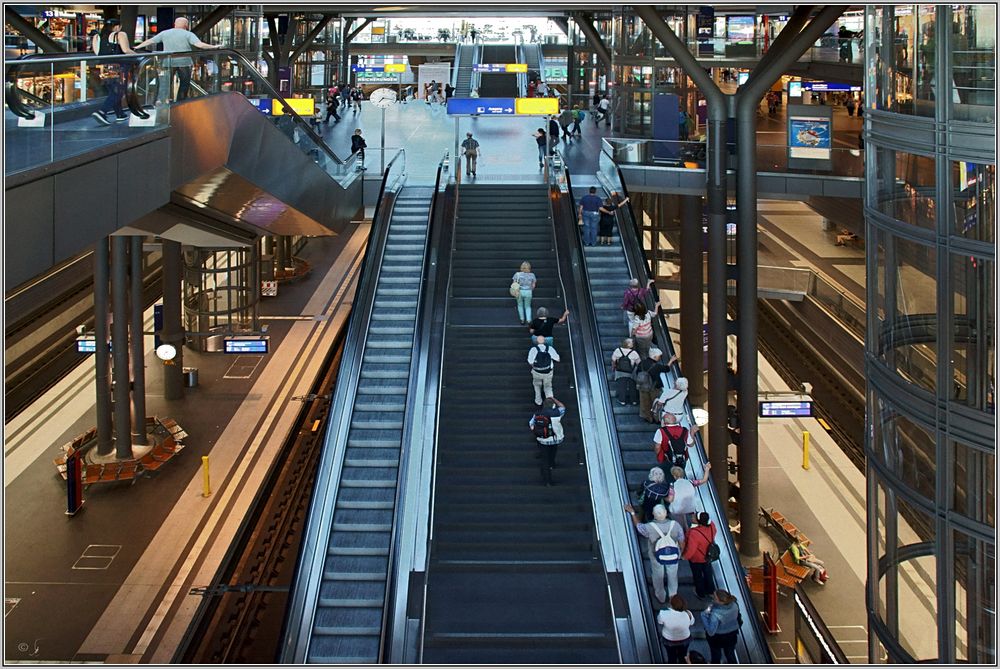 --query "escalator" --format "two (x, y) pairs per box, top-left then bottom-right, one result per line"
(421, 184), (619, 663)
(477, 45), (518, 98)
(579, 163), (773, 662)
(524, 43), (542, 78)
(281, 158), (434, 663)
(454, 44), (475, 96)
